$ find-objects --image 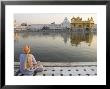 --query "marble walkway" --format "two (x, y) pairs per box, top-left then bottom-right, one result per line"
(14, 62), (97, 76)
